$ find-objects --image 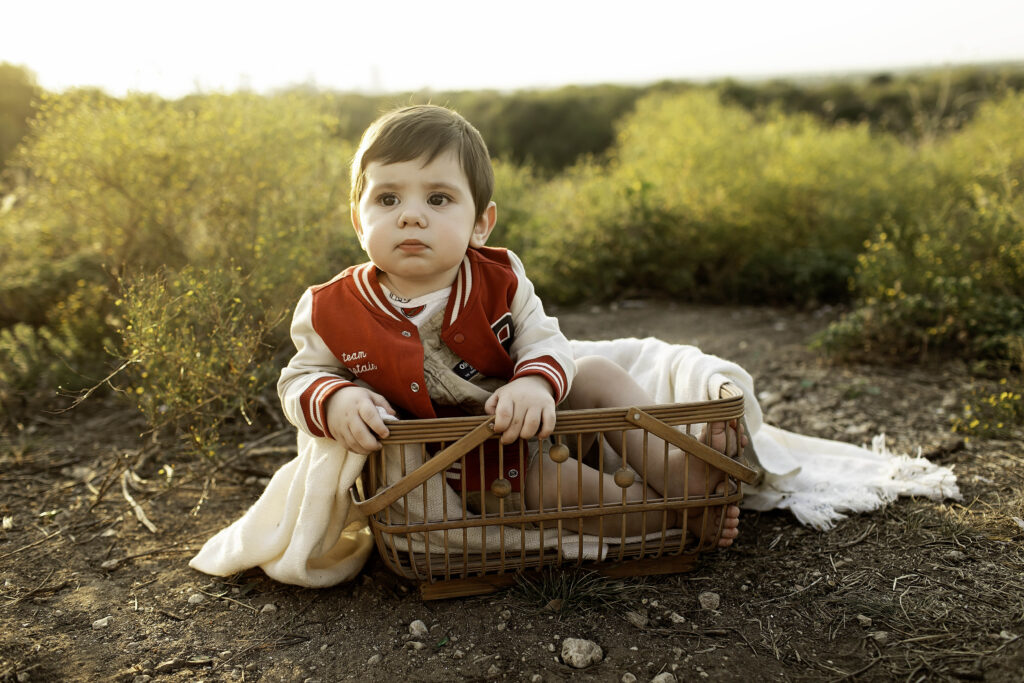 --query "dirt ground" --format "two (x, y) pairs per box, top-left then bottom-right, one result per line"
(2, 302), (1022, 682)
